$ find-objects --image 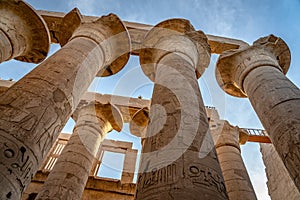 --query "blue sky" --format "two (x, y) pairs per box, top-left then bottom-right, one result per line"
(1, 0), (300, 199)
